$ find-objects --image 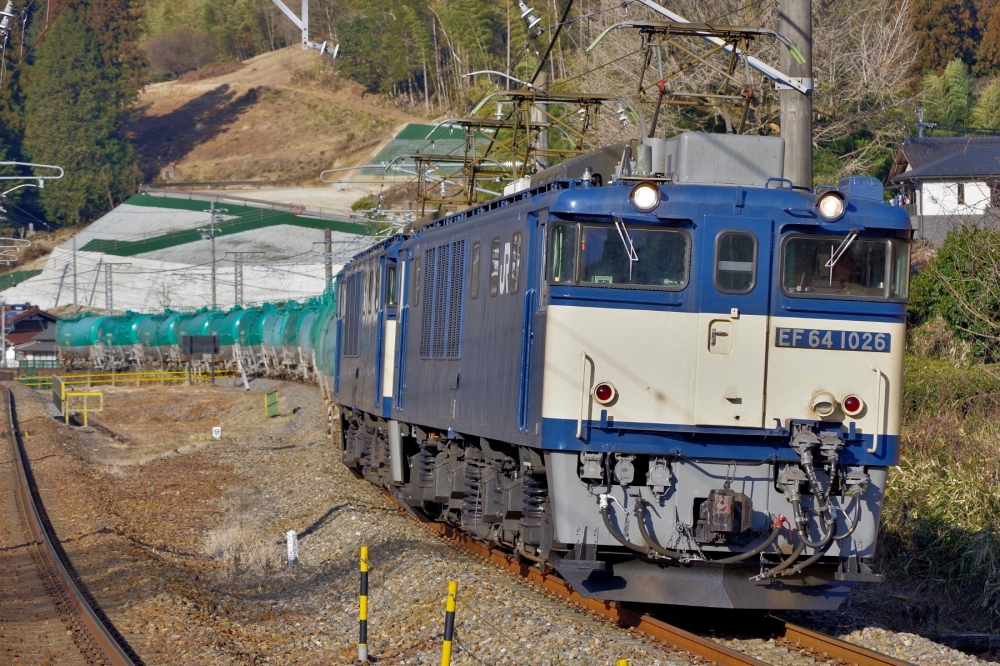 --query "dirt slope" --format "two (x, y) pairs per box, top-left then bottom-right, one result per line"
(129, 47), (429, 185)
